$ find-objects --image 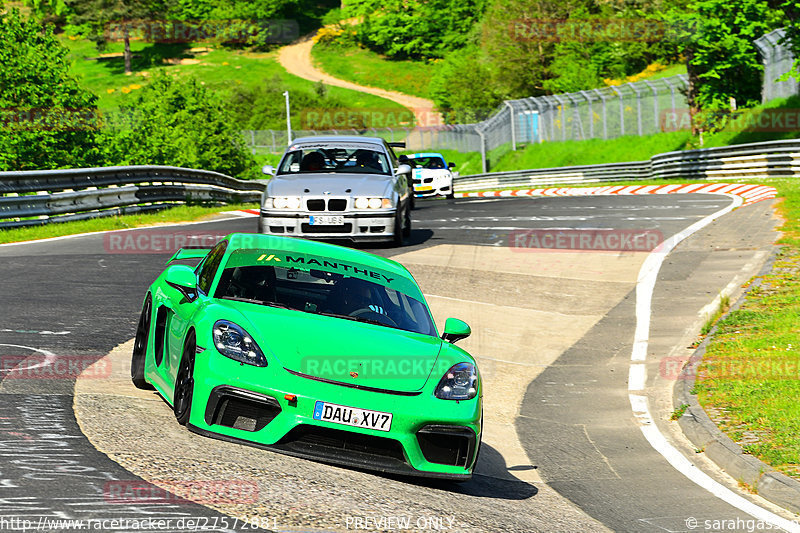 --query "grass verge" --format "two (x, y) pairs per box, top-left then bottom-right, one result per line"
(0, 203), (257, 245)
(693, 179), (800, 480)
(491, 132), (693, 172)
(311, 42), (435, 99)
